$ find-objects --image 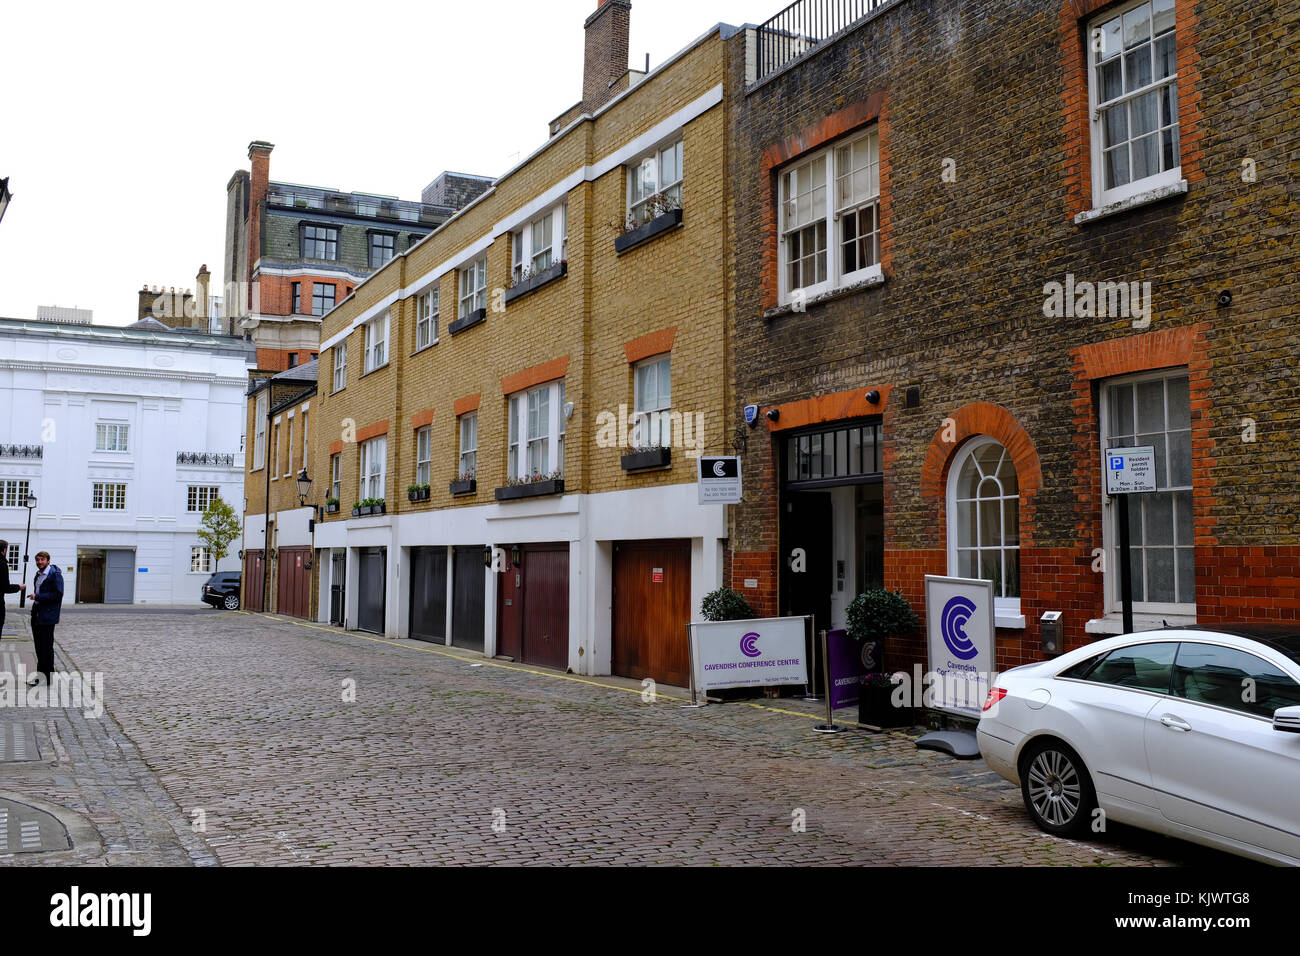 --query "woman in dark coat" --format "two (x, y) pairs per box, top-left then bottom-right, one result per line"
(0, 539), (23, 638)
